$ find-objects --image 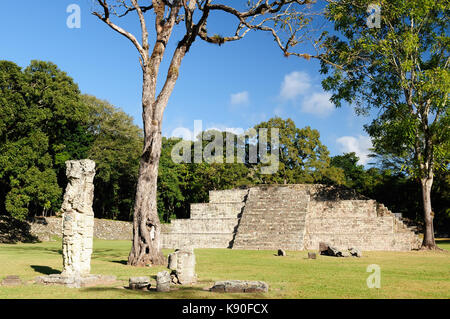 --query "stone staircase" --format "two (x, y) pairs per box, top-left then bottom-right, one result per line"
(376, 203), (419, 234)
(232, 186), (308, 250)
